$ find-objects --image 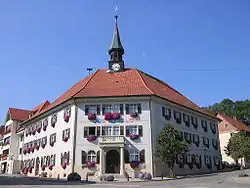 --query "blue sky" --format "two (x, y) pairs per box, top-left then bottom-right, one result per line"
(0, 0), (250, 123)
